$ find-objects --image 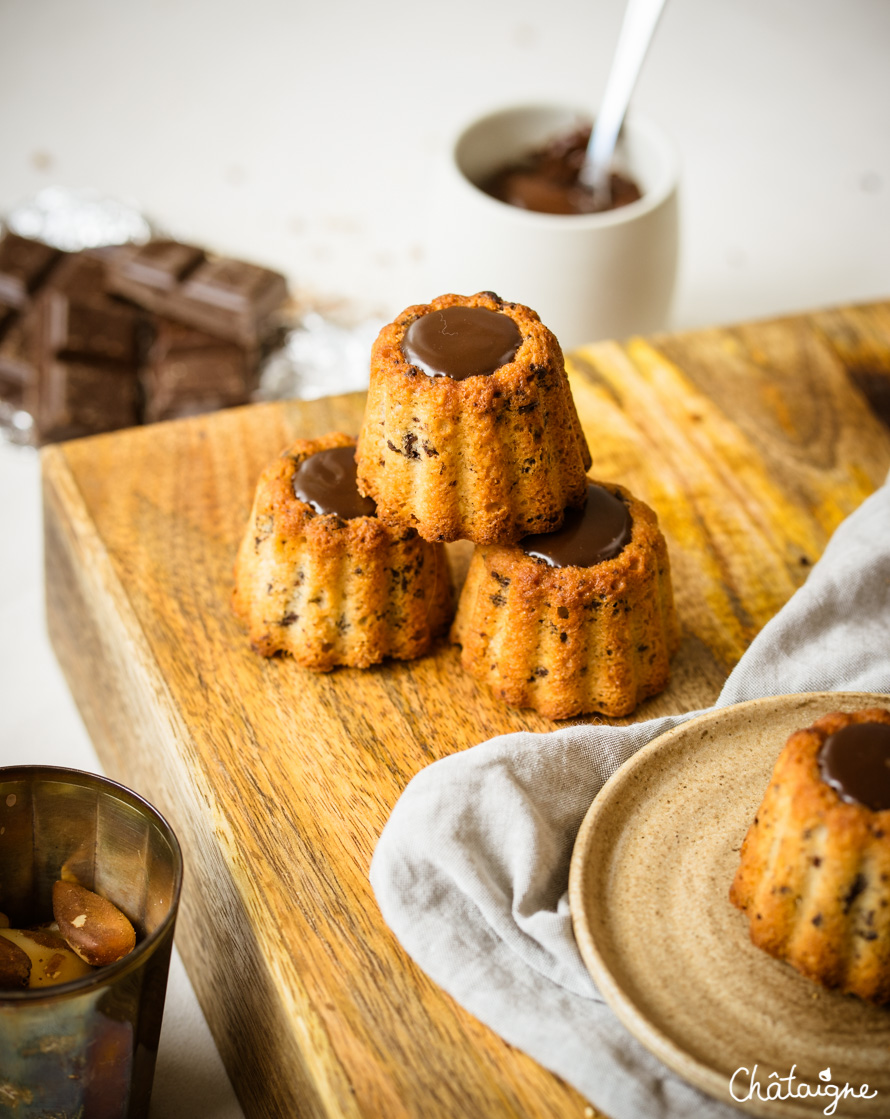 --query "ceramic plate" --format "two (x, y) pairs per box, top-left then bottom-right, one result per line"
(569, 691), (890, 1118)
